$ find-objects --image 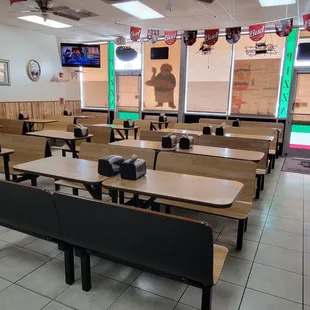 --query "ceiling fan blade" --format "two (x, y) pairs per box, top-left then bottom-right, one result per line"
(50, 6), (68, 12)
(52, 11), (80, 21)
